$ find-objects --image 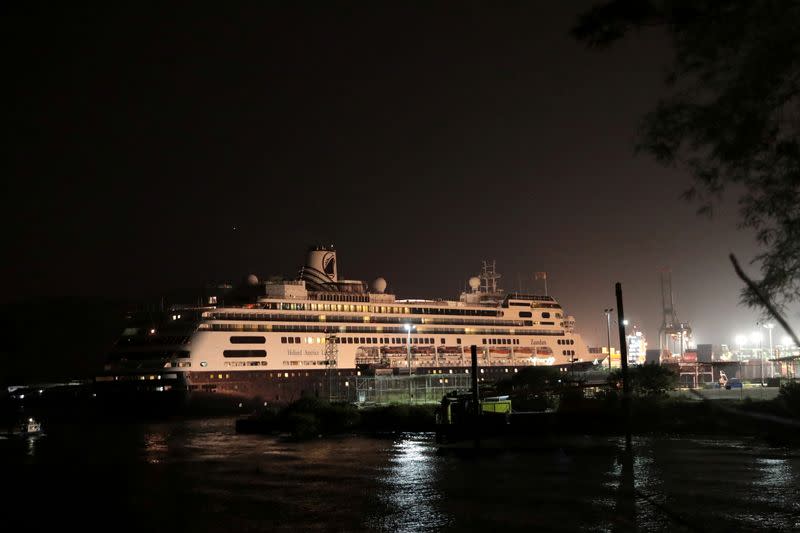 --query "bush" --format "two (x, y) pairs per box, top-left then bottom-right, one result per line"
(608, 365), (678, 397)
(778, 381), (800, 416)
(279, 398), (360, 438)
(286, 411), (320, 440)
